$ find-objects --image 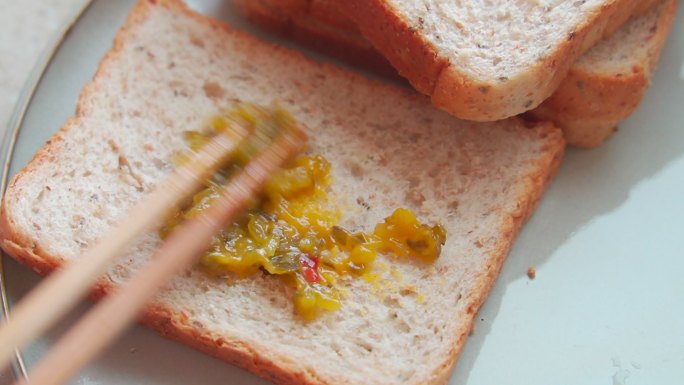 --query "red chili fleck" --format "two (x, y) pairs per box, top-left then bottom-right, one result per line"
(299, 254), (321, 283)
